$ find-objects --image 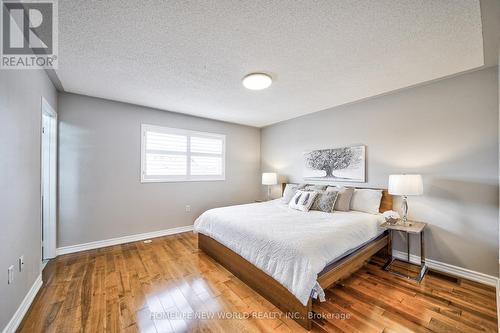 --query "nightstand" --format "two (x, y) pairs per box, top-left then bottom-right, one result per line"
(382, 220), (428, 282)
